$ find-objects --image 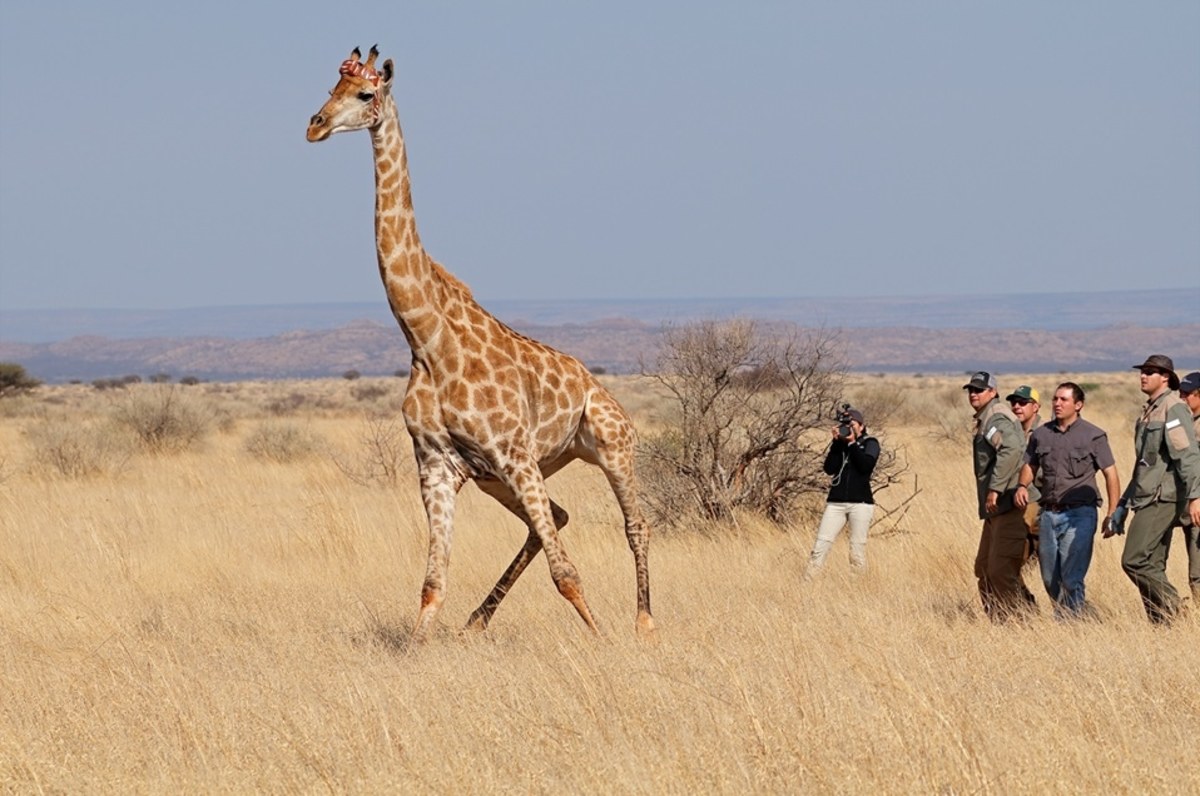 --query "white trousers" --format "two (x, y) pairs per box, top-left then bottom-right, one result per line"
(808, 502), (875, 571)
